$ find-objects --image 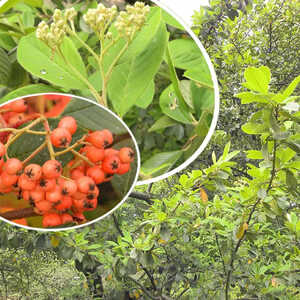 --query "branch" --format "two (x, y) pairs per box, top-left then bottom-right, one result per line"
(215, 233), (226, 276)
(112, 213), (124, 237)
(129, 191), (156, 204)
(225, 138), (278, 299)
(0, 207), (38, 220)
(126, 275), (158, 300)
(141, 265), (157, 291)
